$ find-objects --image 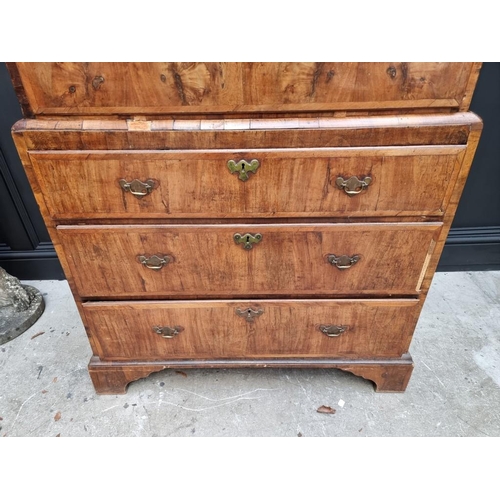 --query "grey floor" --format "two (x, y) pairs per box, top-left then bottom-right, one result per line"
(0, 271), (499, 437)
